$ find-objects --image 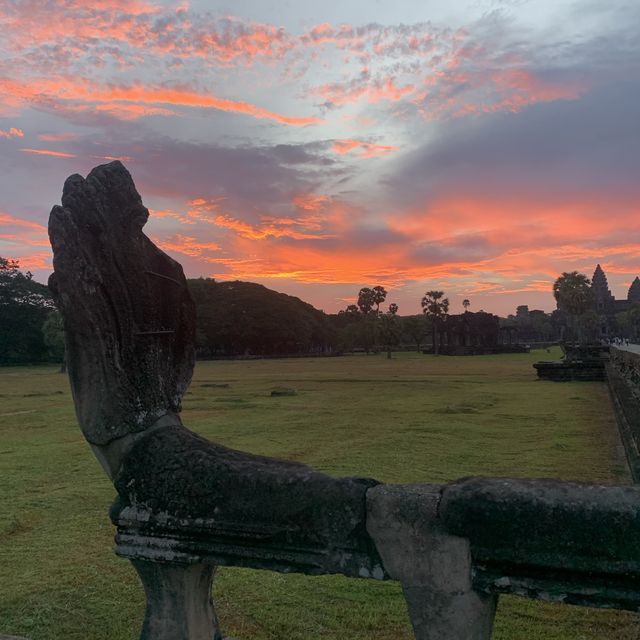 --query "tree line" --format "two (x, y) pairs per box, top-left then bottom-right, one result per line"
(0, 261), (443, 363)
(7, 255), (637, 366)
